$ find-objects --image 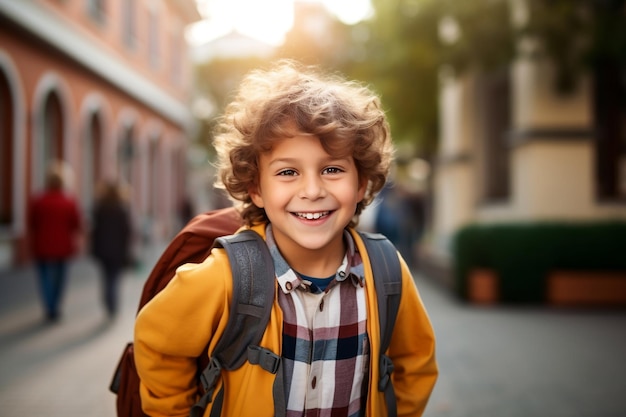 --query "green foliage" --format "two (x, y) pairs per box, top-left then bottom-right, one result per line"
(191, 0), (626, 158)
(194, 56), (272, 151)
(588, 0), (626, 64)
(523, 0), (626, 93)
(453, 221), (626, 303)
(437, 0), (516, 73)
(196, 57), (272, 118)
(357, 0), (514, 154)
(359, 0), (443, 154)
(523, 0), (592, 93)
